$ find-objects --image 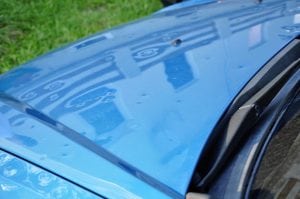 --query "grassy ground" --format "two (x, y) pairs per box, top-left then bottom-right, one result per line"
(0, 0), (162, 73)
